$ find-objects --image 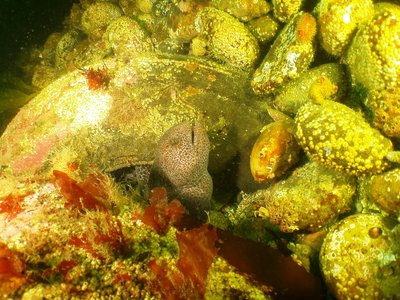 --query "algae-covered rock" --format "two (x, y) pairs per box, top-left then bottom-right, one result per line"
(105, 16), (154, 57)
(247, 14), (280, 44)
(271, 0), (303, 23)
(365, 89), (400, 139)
(0, 54), (268, 178)
(320, 213), (400, 299)
(81, 2), (123, 37)
(211, 0), (270, 22)
(250, 118), (301, 183)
